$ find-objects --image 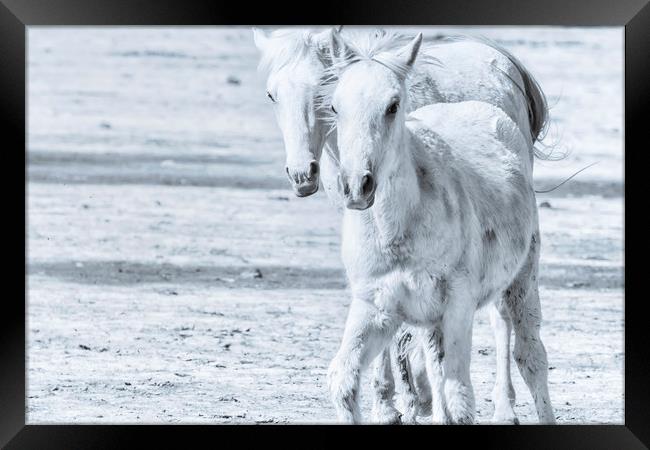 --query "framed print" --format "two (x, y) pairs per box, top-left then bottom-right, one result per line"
(1, 0), (647, 448)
